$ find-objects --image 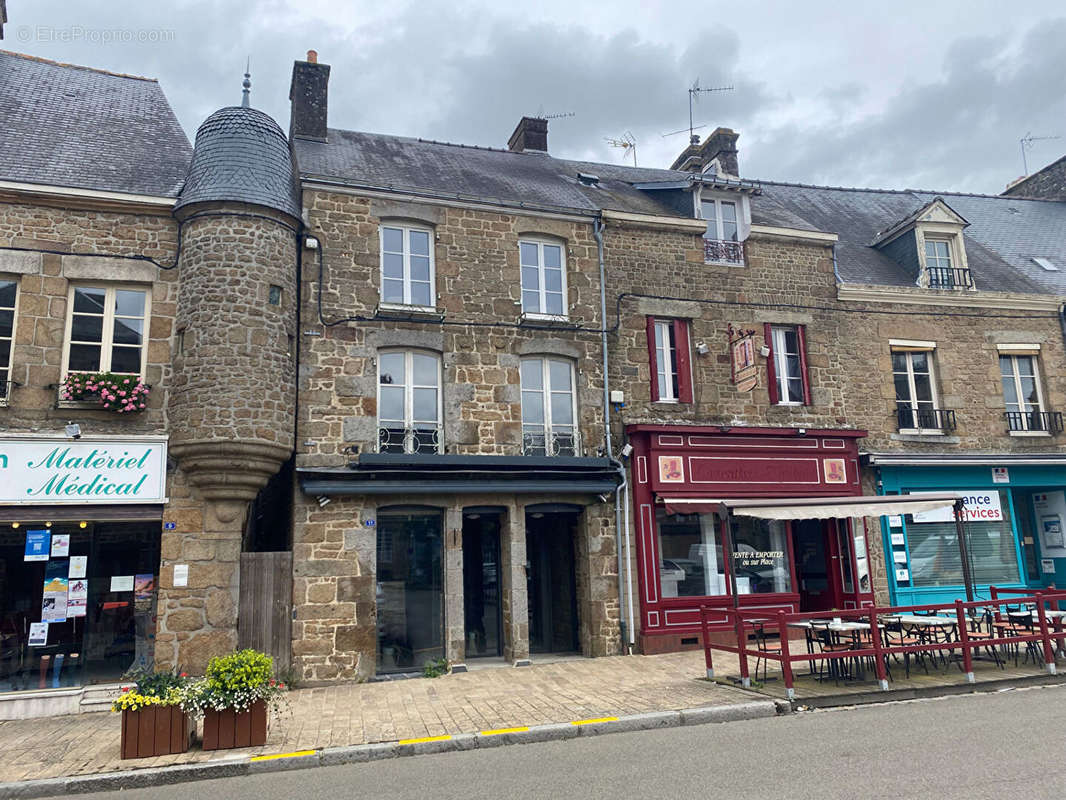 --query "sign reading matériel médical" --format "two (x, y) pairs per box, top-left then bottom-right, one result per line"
(0, 436), (167, 505)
